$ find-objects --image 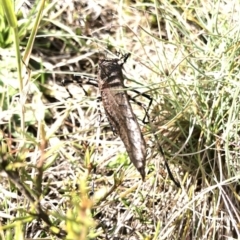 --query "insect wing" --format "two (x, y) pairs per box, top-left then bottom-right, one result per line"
(98, 58), (147, 179)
